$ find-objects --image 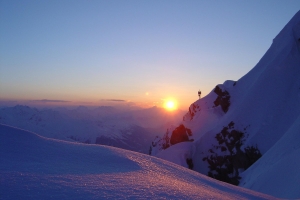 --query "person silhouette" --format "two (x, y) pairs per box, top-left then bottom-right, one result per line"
(198, 90), (201, 99)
